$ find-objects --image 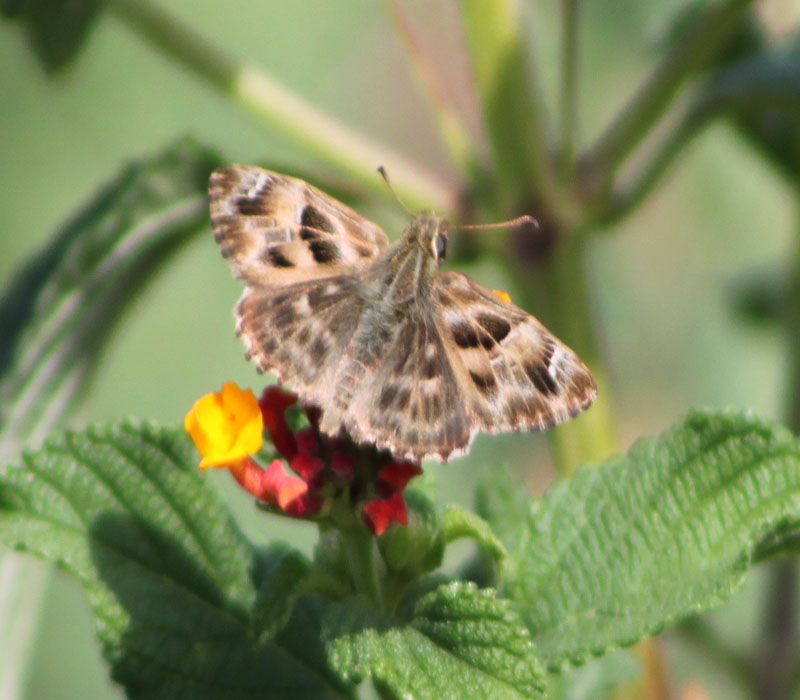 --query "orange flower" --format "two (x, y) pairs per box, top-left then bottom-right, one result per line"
(185, 382), (263, 468)
(493, 289), (512, 303)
